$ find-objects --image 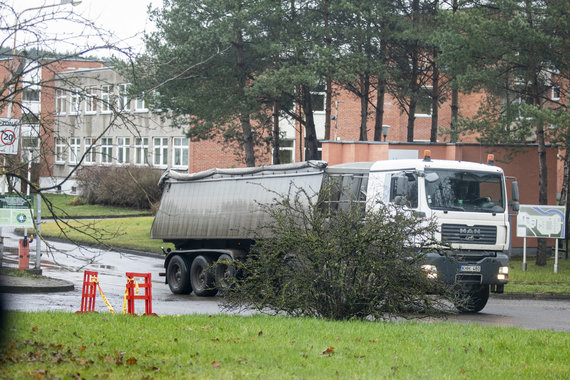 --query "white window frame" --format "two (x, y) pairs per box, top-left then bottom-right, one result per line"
(415, 86), (433, 117)
(84, 137), (96, 165)
(134, 137), (149, 165)
(153, 137), (169, 168)
(55, 137), (66, 164)
(68, 137), (81, 164)
(101, 85), (113, 113)
(172, 137), (189, 168)
(55, 89), (67, 115)
(85, 87), (97, 114)
(117, 137), (131, 165)
(100, 137), (113, 164)
(69, 89), (81, 115)
(275, 139), (295, 164)
(135, 95), (147, 112)
(118, 83), (130, 112)
(551, 86), (561, 101)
